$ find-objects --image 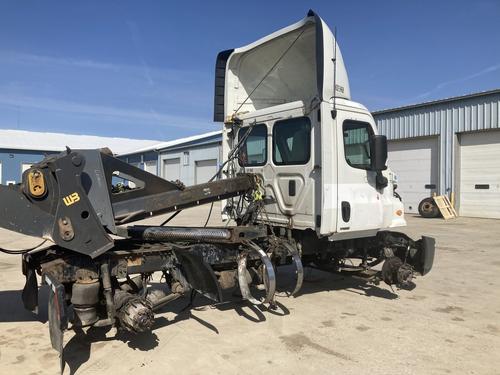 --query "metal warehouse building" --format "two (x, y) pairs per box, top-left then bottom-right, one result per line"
(118, 90), (499, 220)
(374, 89), (500, 219)
(119, 131), (222, 185)
(0, 129), (159, 185)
